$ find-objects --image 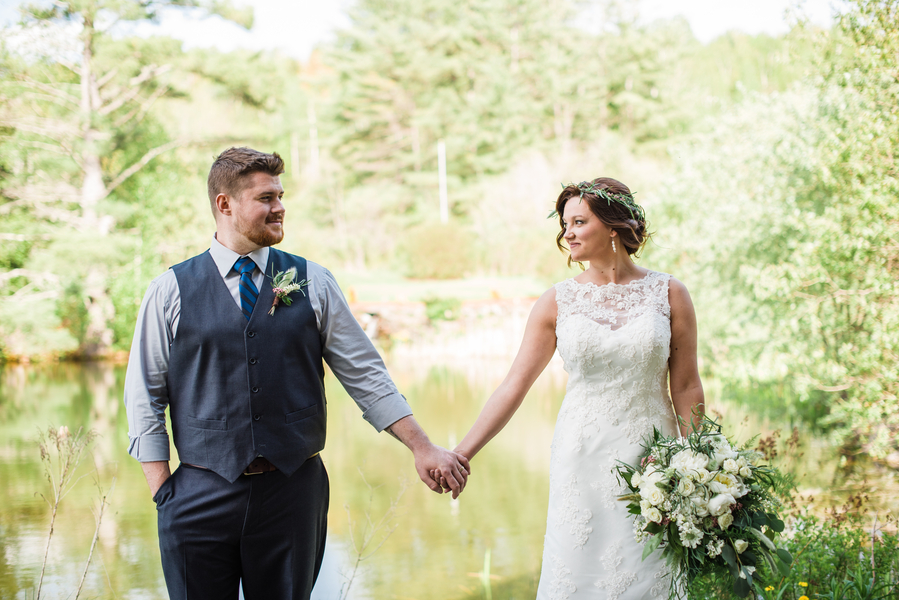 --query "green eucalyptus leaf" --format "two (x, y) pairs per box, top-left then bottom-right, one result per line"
(642, 533), (662, 561)
(775, 548), (793, 565)
(734, 576), (752, 598)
